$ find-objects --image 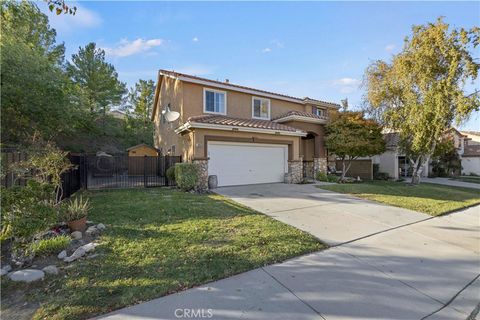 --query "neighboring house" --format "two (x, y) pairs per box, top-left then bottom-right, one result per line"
(373, 128), (480, 178)
(151, 70), (340, 187)
(461, 131), (480, 146)
(372, 132), (430, 180)
(460, 131), (480, 175)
